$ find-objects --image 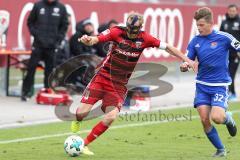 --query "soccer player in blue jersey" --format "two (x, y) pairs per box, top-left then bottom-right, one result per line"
(180, 7), (238, 157)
